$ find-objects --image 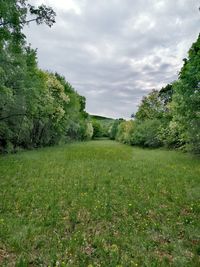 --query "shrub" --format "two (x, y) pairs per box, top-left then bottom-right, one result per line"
(187, 119), (200, 154)
(116, 120), (134, 144)
(131, 119), (162, 148)
(84, 122), (94, 140)
(159, 120), (186, 149)
(92, 120), (103, 138)
(109, 119), (124, 140)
